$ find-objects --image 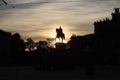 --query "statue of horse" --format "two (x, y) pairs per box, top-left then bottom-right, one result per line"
(55, 26), (65, 43)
